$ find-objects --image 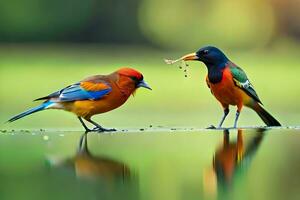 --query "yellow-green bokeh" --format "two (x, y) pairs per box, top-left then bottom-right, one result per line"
(139, 0), (276, 49)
